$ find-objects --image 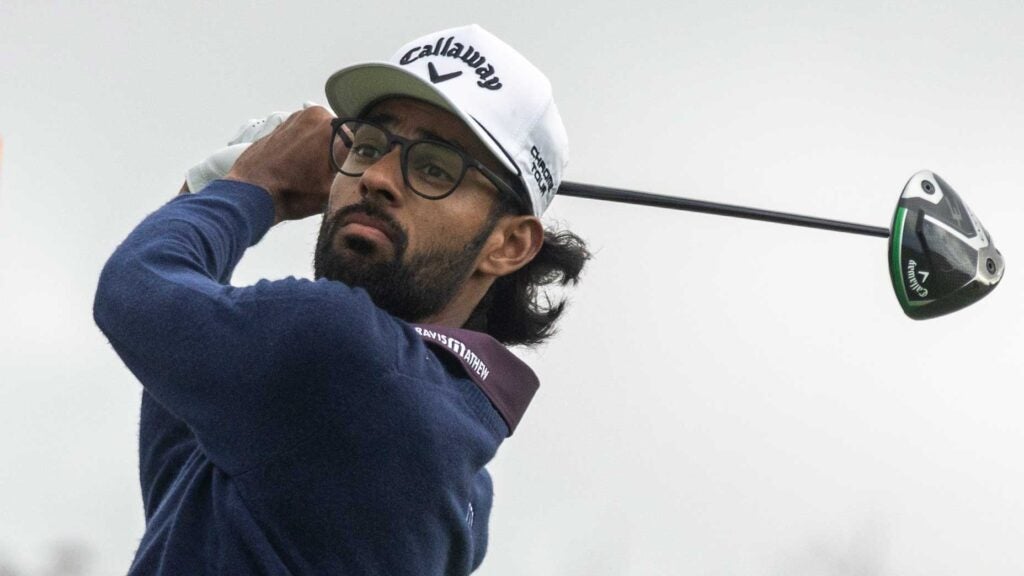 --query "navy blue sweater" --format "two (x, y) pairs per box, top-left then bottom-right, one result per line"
(93, 180), (539, 575)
